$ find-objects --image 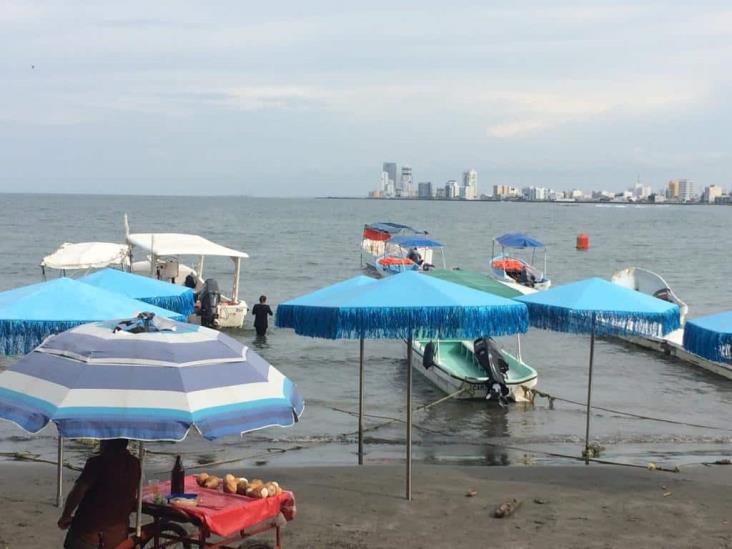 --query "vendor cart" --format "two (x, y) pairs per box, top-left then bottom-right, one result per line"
(126, 476), (295, 549)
